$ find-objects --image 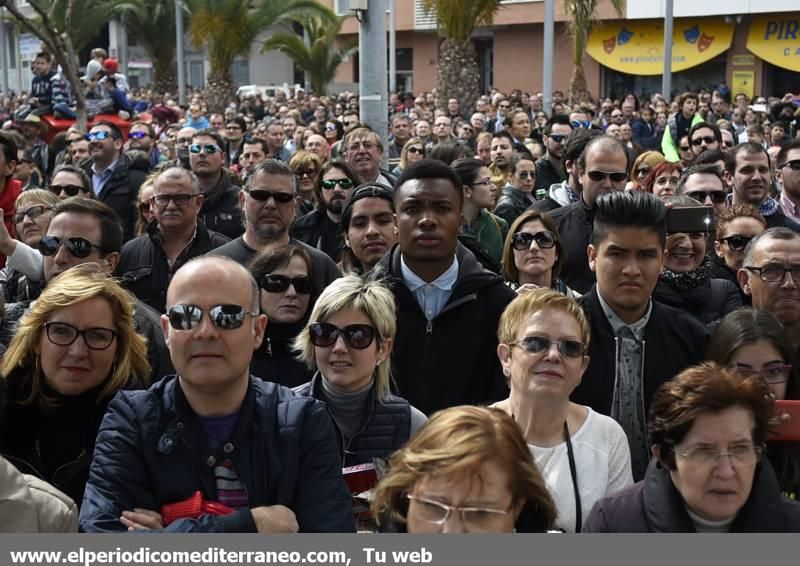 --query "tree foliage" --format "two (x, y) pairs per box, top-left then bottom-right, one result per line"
(121, 0), (182, 94)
